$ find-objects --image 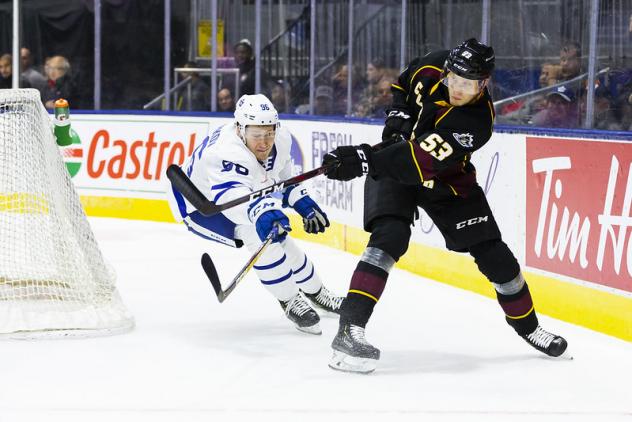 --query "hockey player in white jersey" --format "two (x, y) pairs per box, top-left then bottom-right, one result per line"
(166, 94), (343, 334)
